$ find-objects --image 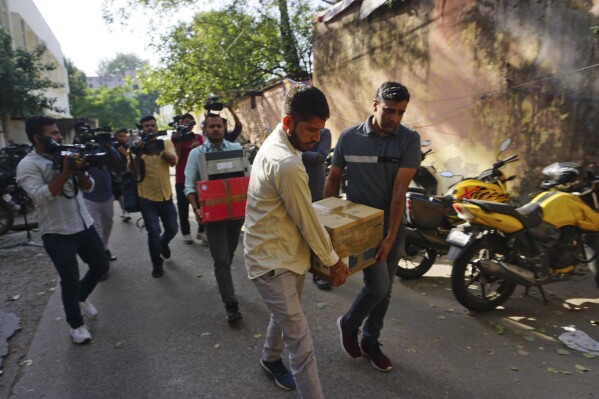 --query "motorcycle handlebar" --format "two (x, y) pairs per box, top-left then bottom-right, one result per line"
(493, 154), (519, 170)
(421, 149), (433, 160)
